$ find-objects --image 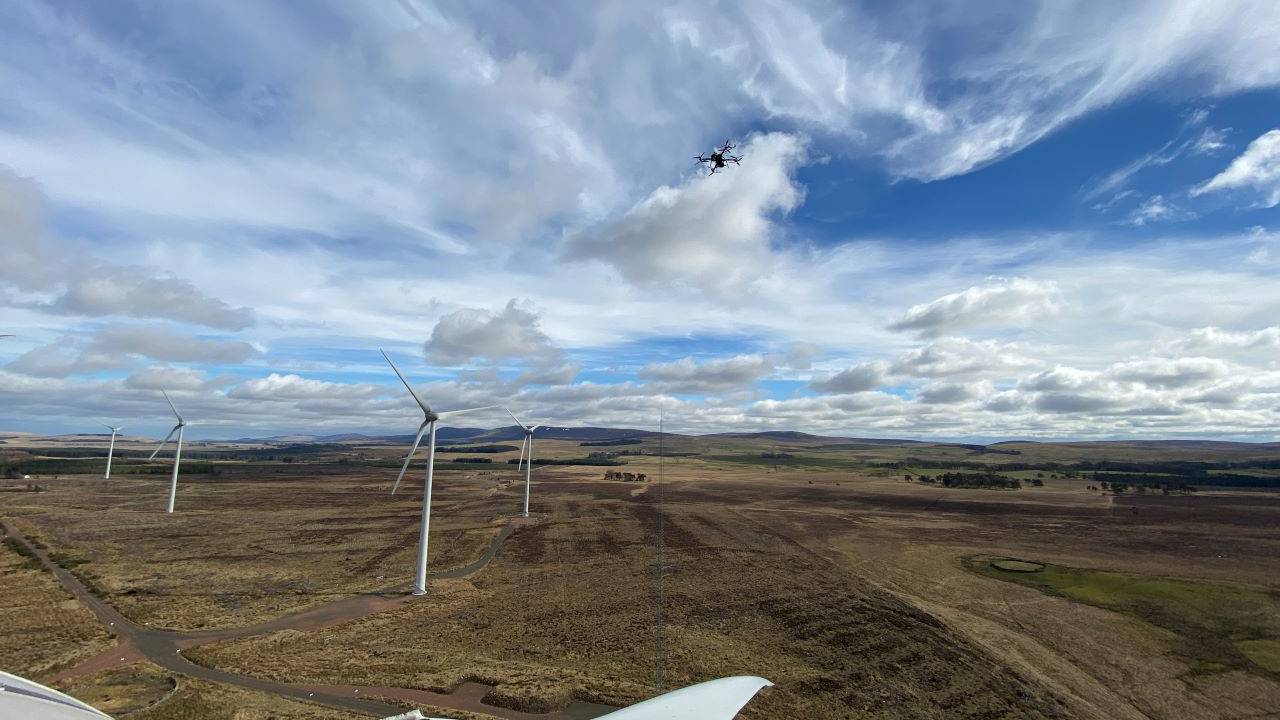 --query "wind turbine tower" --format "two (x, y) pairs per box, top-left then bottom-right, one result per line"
(102, 424), (123, 479)
(148, 390), (187, 513)
(506, 408), (547, 518)
(381, 349), (496, 595)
